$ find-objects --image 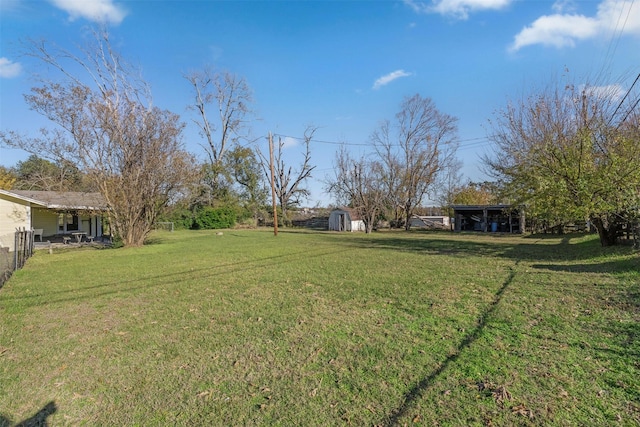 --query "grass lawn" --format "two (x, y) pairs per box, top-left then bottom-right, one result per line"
(0, 229), (638, 426)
